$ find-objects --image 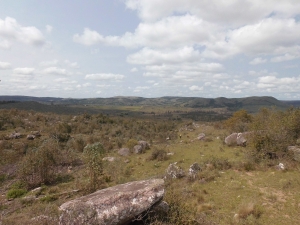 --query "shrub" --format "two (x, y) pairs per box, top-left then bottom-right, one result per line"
(149, 148), (168, 161)
(126, 139), (138, 150)
(18, 139), (59, 188)
(6, 188), (27, 199)
(83, 142), (106, 192)
(223, 109), (252, 133)
(249, 108), (300, 161)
